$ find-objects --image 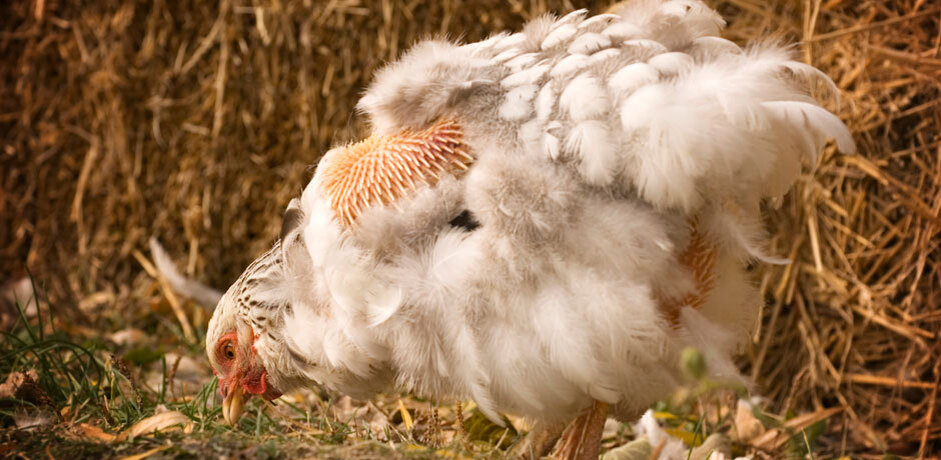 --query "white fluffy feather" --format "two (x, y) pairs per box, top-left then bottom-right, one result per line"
(567, 32), (612, 54)
(564, 120), (619, 185)
(499, 84), (538, 120)
(552, 9), (589, 29)
(619, 45), (854, 212)
(542, 23), (578, 50)
(494, 32), (527, 51)
(609, 62), (660, 94)
(501, 63), (549, 88)
(505, 52), (538, 69)
(578, 13), (620, 31)
(602, 21), (645, 40)
(560, 73), (607, 121)
(588, 48), (622, 65)
(623, 38), (670, 54)
(543, 132), (561, 160)
(535, 84), (556, 121)
(356, 40), (492, 134)
(551, 53), (590, 78)
(492, 48), (521, 63)
(647, 51), (694, 74)
(690, 36), (742, 58)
